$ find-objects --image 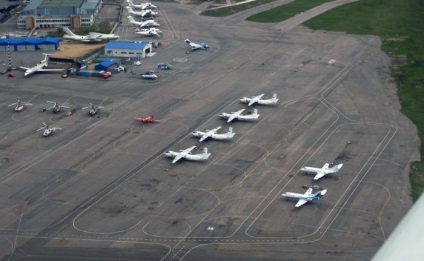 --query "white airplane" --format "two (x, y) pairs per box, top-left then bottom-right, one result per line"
(192, 126), (235, 142)
(8, 100), (32, 112)
(164, 146), (211, 164)
(300, 163), (344, 180)
(218, 109), (260, 123)
(127, 0), (157, 9)
(62, 27), (119, 42)
(37, 123), (62, 137)
(185, 39), (209, 51)
(135, 28), (162, 37)
(282, 188), (328, 208)
(128, 16), (160, 27)
(240, 93), (279, 106)
(46, 101), (70, 113)
(19, 54), (64, 77)
(126, 6), (158, 17)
